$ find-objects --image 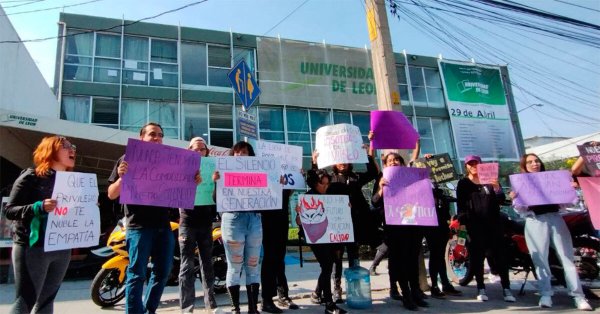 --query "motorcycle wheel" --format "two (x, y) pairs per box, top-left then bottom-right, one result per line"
(213, 253), (227, 294)
(445, 238), (474, 286)
(90, 268), (126, 307)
